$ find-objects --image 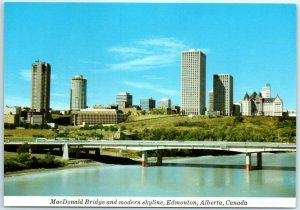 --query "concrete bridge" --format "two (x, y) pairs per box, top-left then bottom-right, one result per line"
(4, 140), (296, 171)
